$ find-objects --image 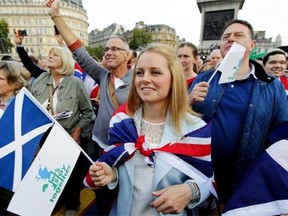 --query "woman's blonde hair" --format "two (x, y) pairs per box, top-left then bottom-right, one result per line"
(48, 46), (74, 75)
(127, 43), (199, 134)
(0, 61), (29, 94)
